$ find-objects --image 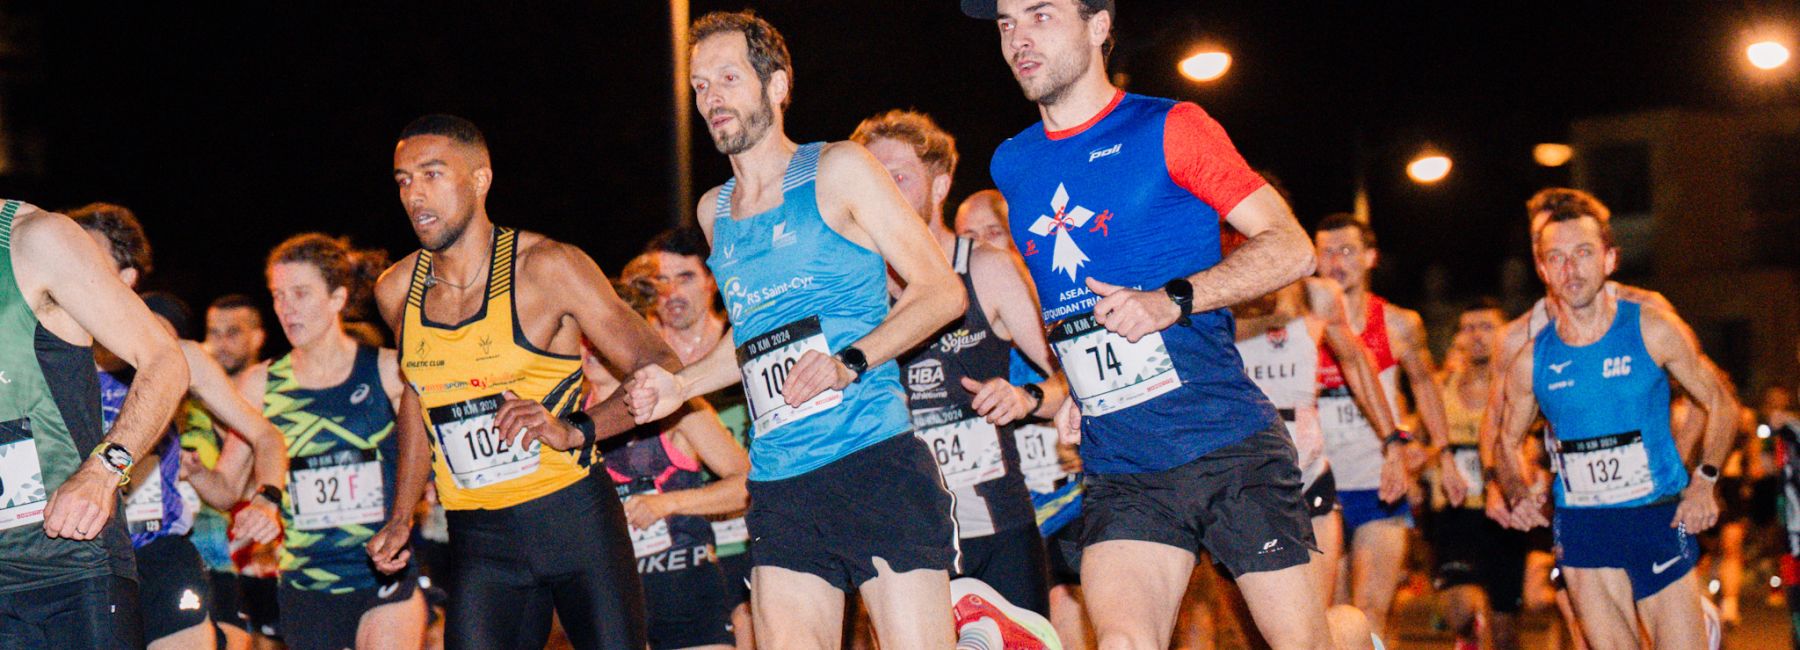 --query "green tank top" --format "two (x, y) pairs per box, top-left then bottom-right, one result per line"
(0, 200), (136, 592)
